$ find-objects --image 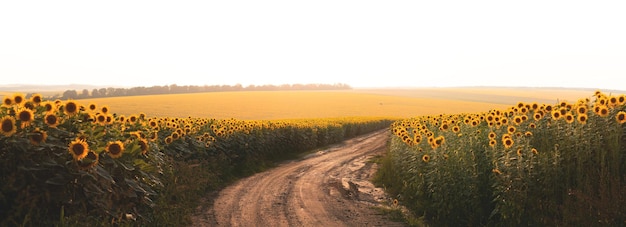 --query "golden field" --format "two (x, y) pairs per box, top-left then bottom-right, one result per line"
(72, 88), (609, 120)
